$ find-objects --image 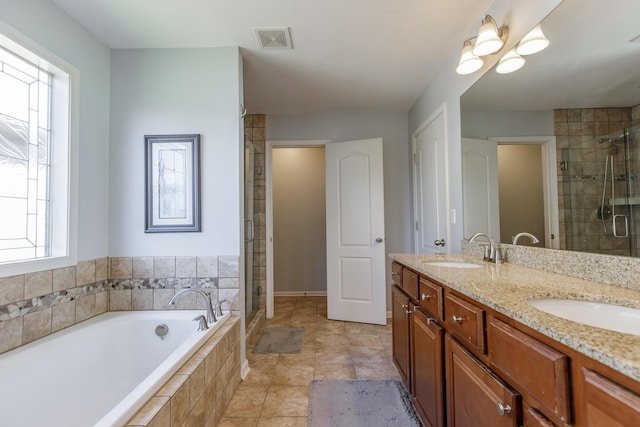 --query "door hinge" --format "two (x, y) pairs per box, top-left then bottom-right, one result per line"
(413, 153), (416, 163)
(415, 221), (419, 231)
